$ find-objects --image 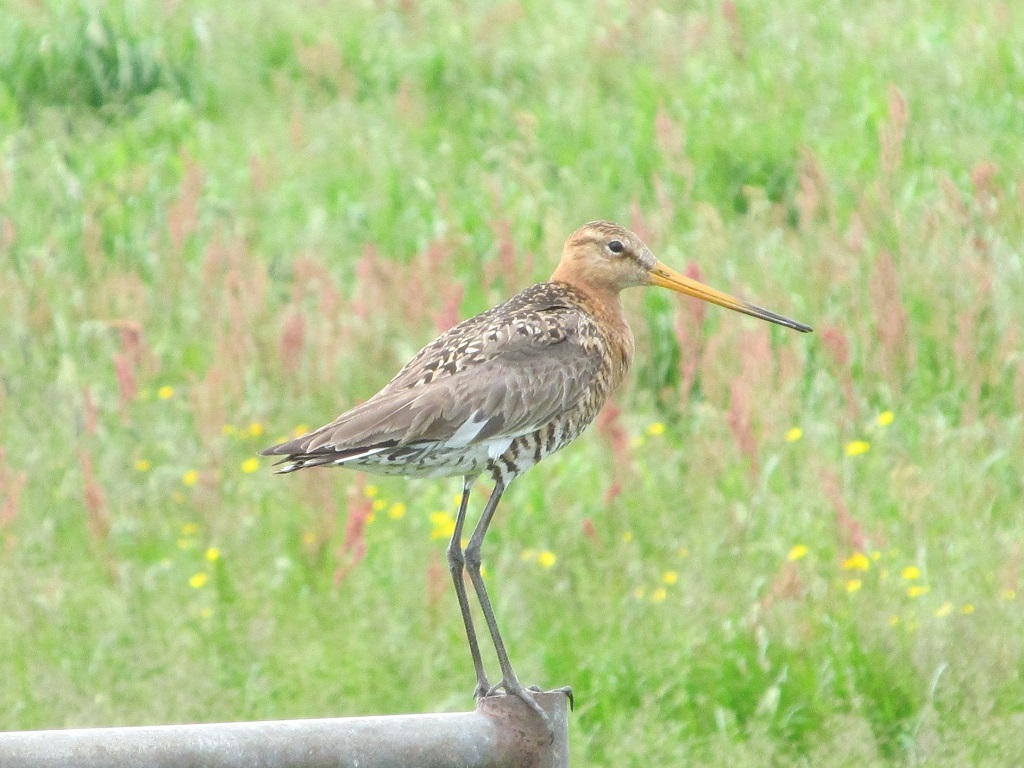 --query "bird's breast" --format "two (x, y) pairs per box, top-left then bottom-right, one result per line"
(486, 320), (633, 484)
